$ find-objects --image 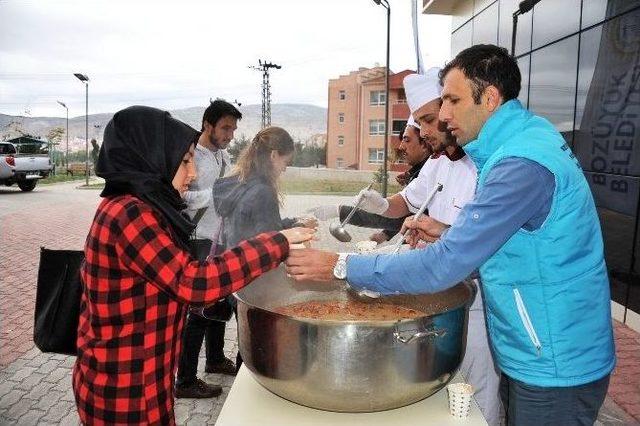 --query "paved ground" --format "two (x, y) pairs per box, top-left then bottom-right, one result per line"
(1, 181), (639, 425)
